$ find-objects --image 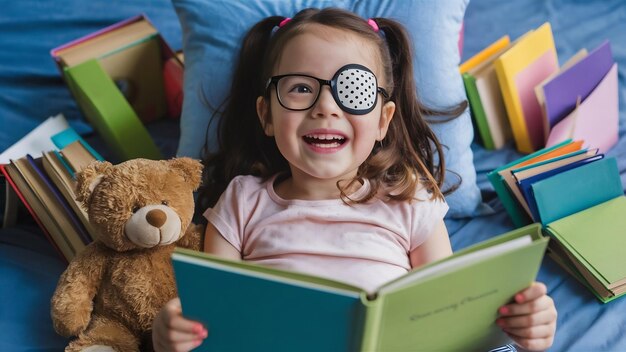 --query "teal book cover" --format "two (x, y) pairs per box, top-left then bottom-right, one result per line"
(172, 253), (364, 352)
(532, 157), (623, 225)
